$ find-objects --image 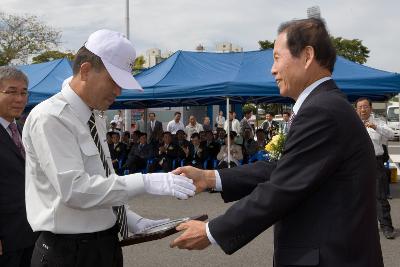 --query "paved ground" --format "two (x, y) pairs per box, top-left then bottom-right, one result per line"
(123, 182), (400, 267)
